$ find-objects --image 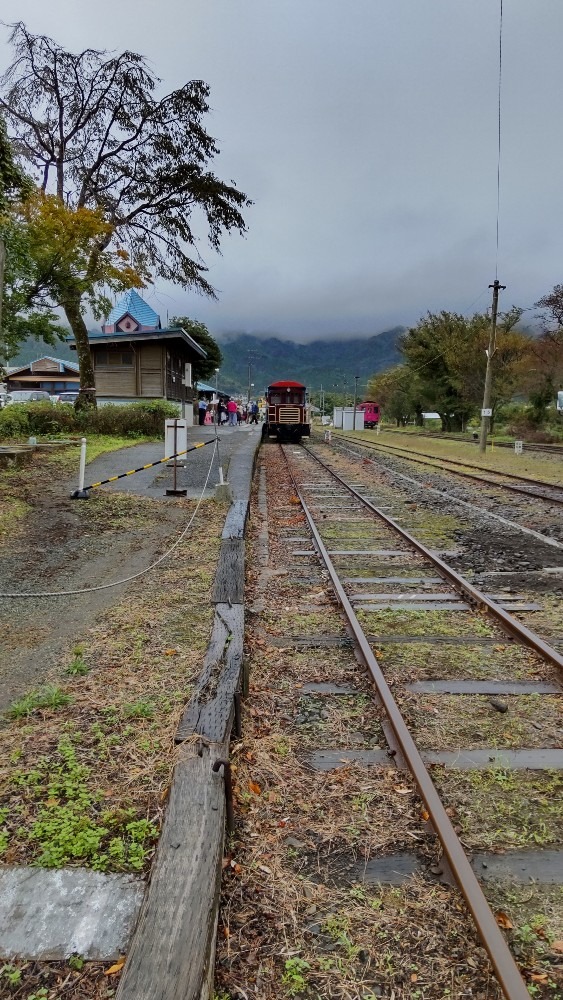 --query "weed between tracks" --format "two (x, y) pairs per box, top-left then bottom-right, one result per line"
(434, 768), (563, 851)
(355, 607), (497, 638)
(404, 693), (562, 751)
(376, 642), (560, 684)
